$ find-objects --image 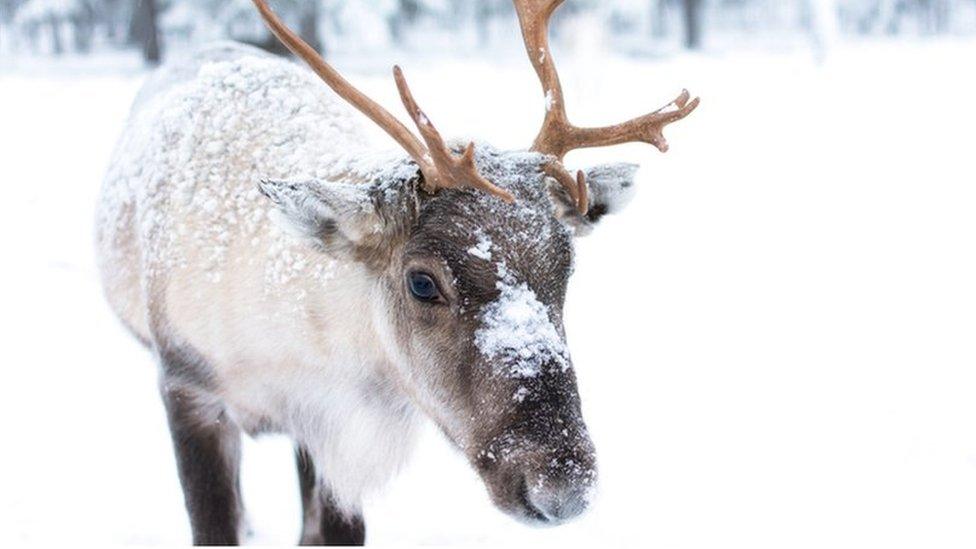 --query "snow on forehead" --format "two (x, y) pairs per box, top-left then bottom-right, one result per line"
(450, 145), (571, 248)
